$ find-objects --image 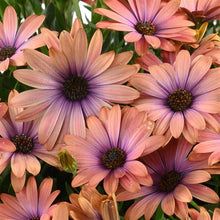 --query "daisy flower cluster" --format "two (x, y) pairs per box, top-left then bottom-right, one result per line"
(0, 0), (220, 219)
